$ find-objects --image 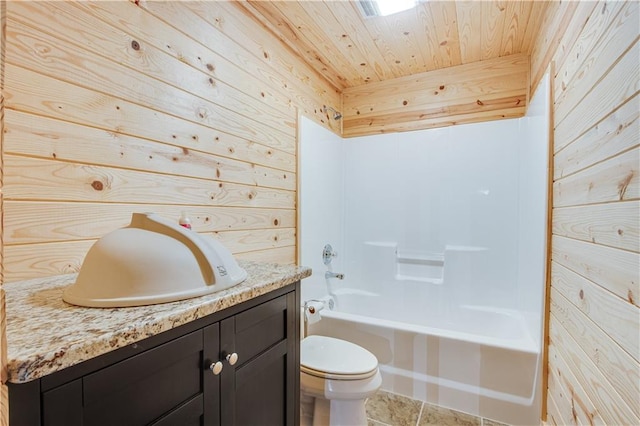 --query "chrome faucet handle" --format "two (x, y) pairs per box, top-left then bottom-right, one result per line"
(325, 271), (344, 280)
(322, 244), (338, 265)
